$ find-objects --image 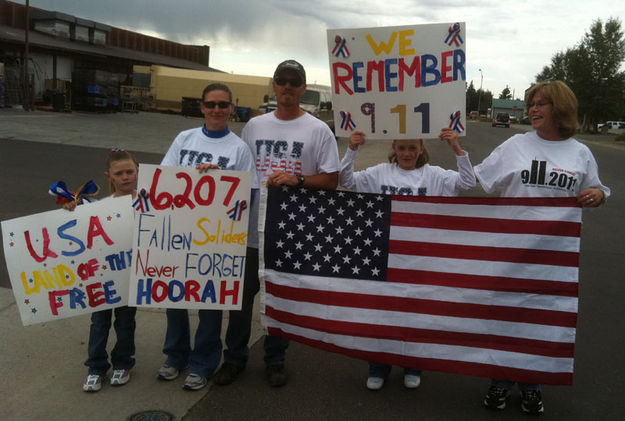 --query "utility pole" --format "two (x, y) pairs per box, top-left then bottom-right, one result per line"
(477, 68), (483, 117)
(23, 0), (31, 111)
